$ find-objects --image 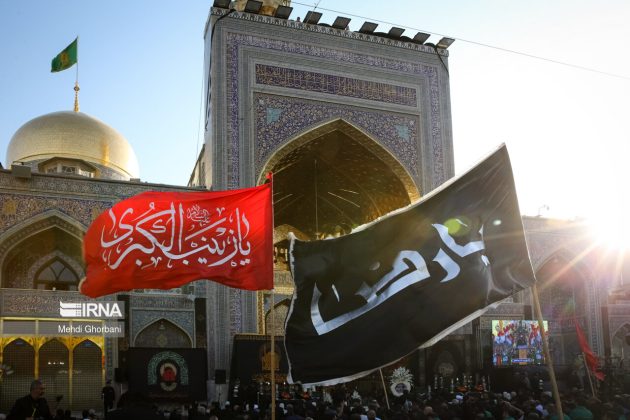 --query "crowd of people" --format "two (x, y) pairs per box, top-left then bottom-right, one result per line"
(195, 385), (629, 419)
(3, 376), (630, 420)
